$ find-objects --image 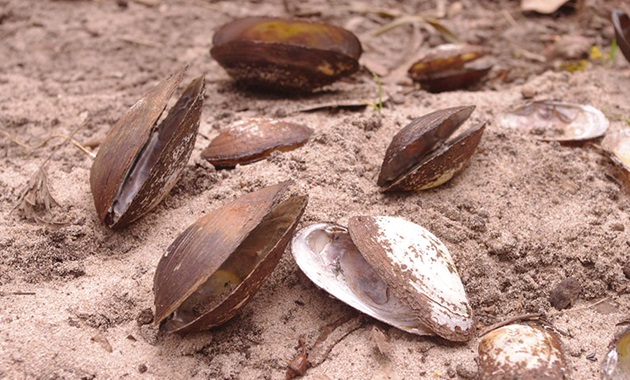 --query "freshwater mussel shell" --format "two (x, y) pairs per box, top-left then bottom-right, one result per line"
(211, 17), (362, 92)
(499, 100), (609, 141)
(90, 67), (205, 229)
(408, 44), (491, 92)
(154, 181), (307, 334)
(602, 129), (630, 170)
(291, 216), (474, 342)
(602, 326), (630, 380)
(478, 324), (569, 379)
(378, 106), (485, 192)
(612, 10), (630, 63)
(201, 117), (313, 168)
